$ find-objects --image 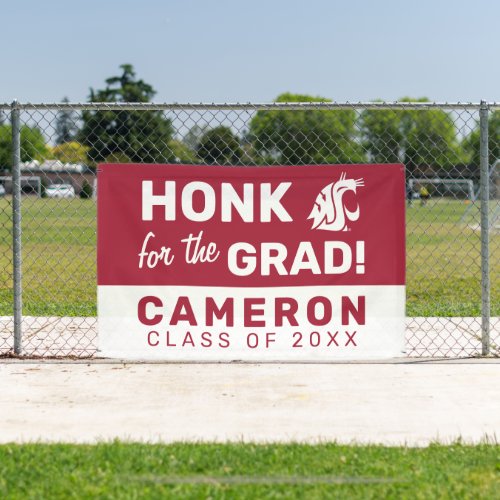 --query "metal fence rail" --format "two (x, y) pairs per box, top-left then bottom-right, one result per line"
(0, 101), (498, 358)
